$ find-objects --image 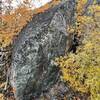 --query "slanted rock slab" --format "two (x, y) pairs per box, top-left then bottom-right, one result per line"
(10, 0), (75, 100)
